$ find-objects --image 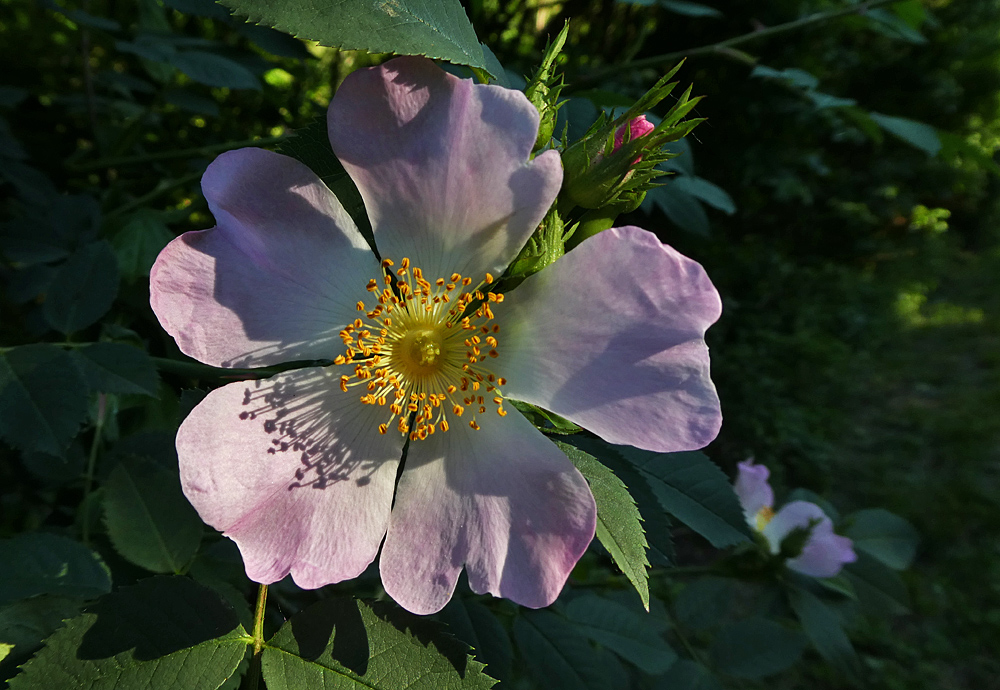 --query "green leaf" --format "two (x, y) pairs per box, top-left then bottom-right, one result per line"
(10, 577), (250, 690)
(70, 343), (160, 396)
(652, 660), (723, 690)
(843, 552), (911, 616)
(110, 209), (176, 282)
(844, 508), (919, 570)
(564, 594), (676, 674)
(168, 50), (262, 90)
(43, 241), (120, 334)
(787, 587), (861, 679)
(645, 183), (710, 236)
(670, 176), (735, 215)
(557, 441), (650, 610)
(236, 24), (311, 58)
(513, 610), (626, 690)
(261, 598), (496, 689)
(673, 577), (733, 631)
(708, 618), (806, 679)
(0, 344), (90, 456)
(219, 0), (487, 71)
(162, 0), (231, 19)
(619, 449), (751, 547)
(277, 118), (374, 250)
(103, 458), (204, 574)
(0, 595), (85, 674)
(659, 0), (722, 18)
(869, 112), (941, 156)
(439, 598), (513, 683)
(0, 533), (111, 606)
